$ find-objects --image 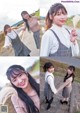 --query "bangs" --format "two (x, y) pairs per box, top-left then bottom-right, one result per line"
(49, 3), (67, 15)
(68, 66), (75, 72)
(54, 7), (67, 15)
(21, 11), (28, 16)
(6, 68), (25, 80)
